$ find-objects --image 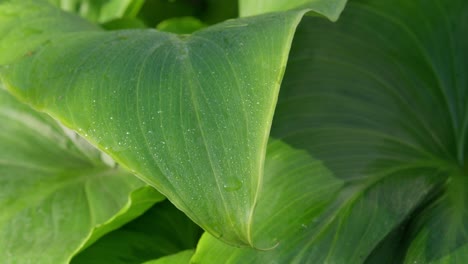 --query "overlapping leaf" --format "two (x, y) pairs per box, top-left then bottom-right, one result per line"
(193, 0), (468, 262)
(71, 200), (202, 264)
(0, 88), (164, 264)
(143, 250), (195, 264)
(0, 0), (347, 247)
